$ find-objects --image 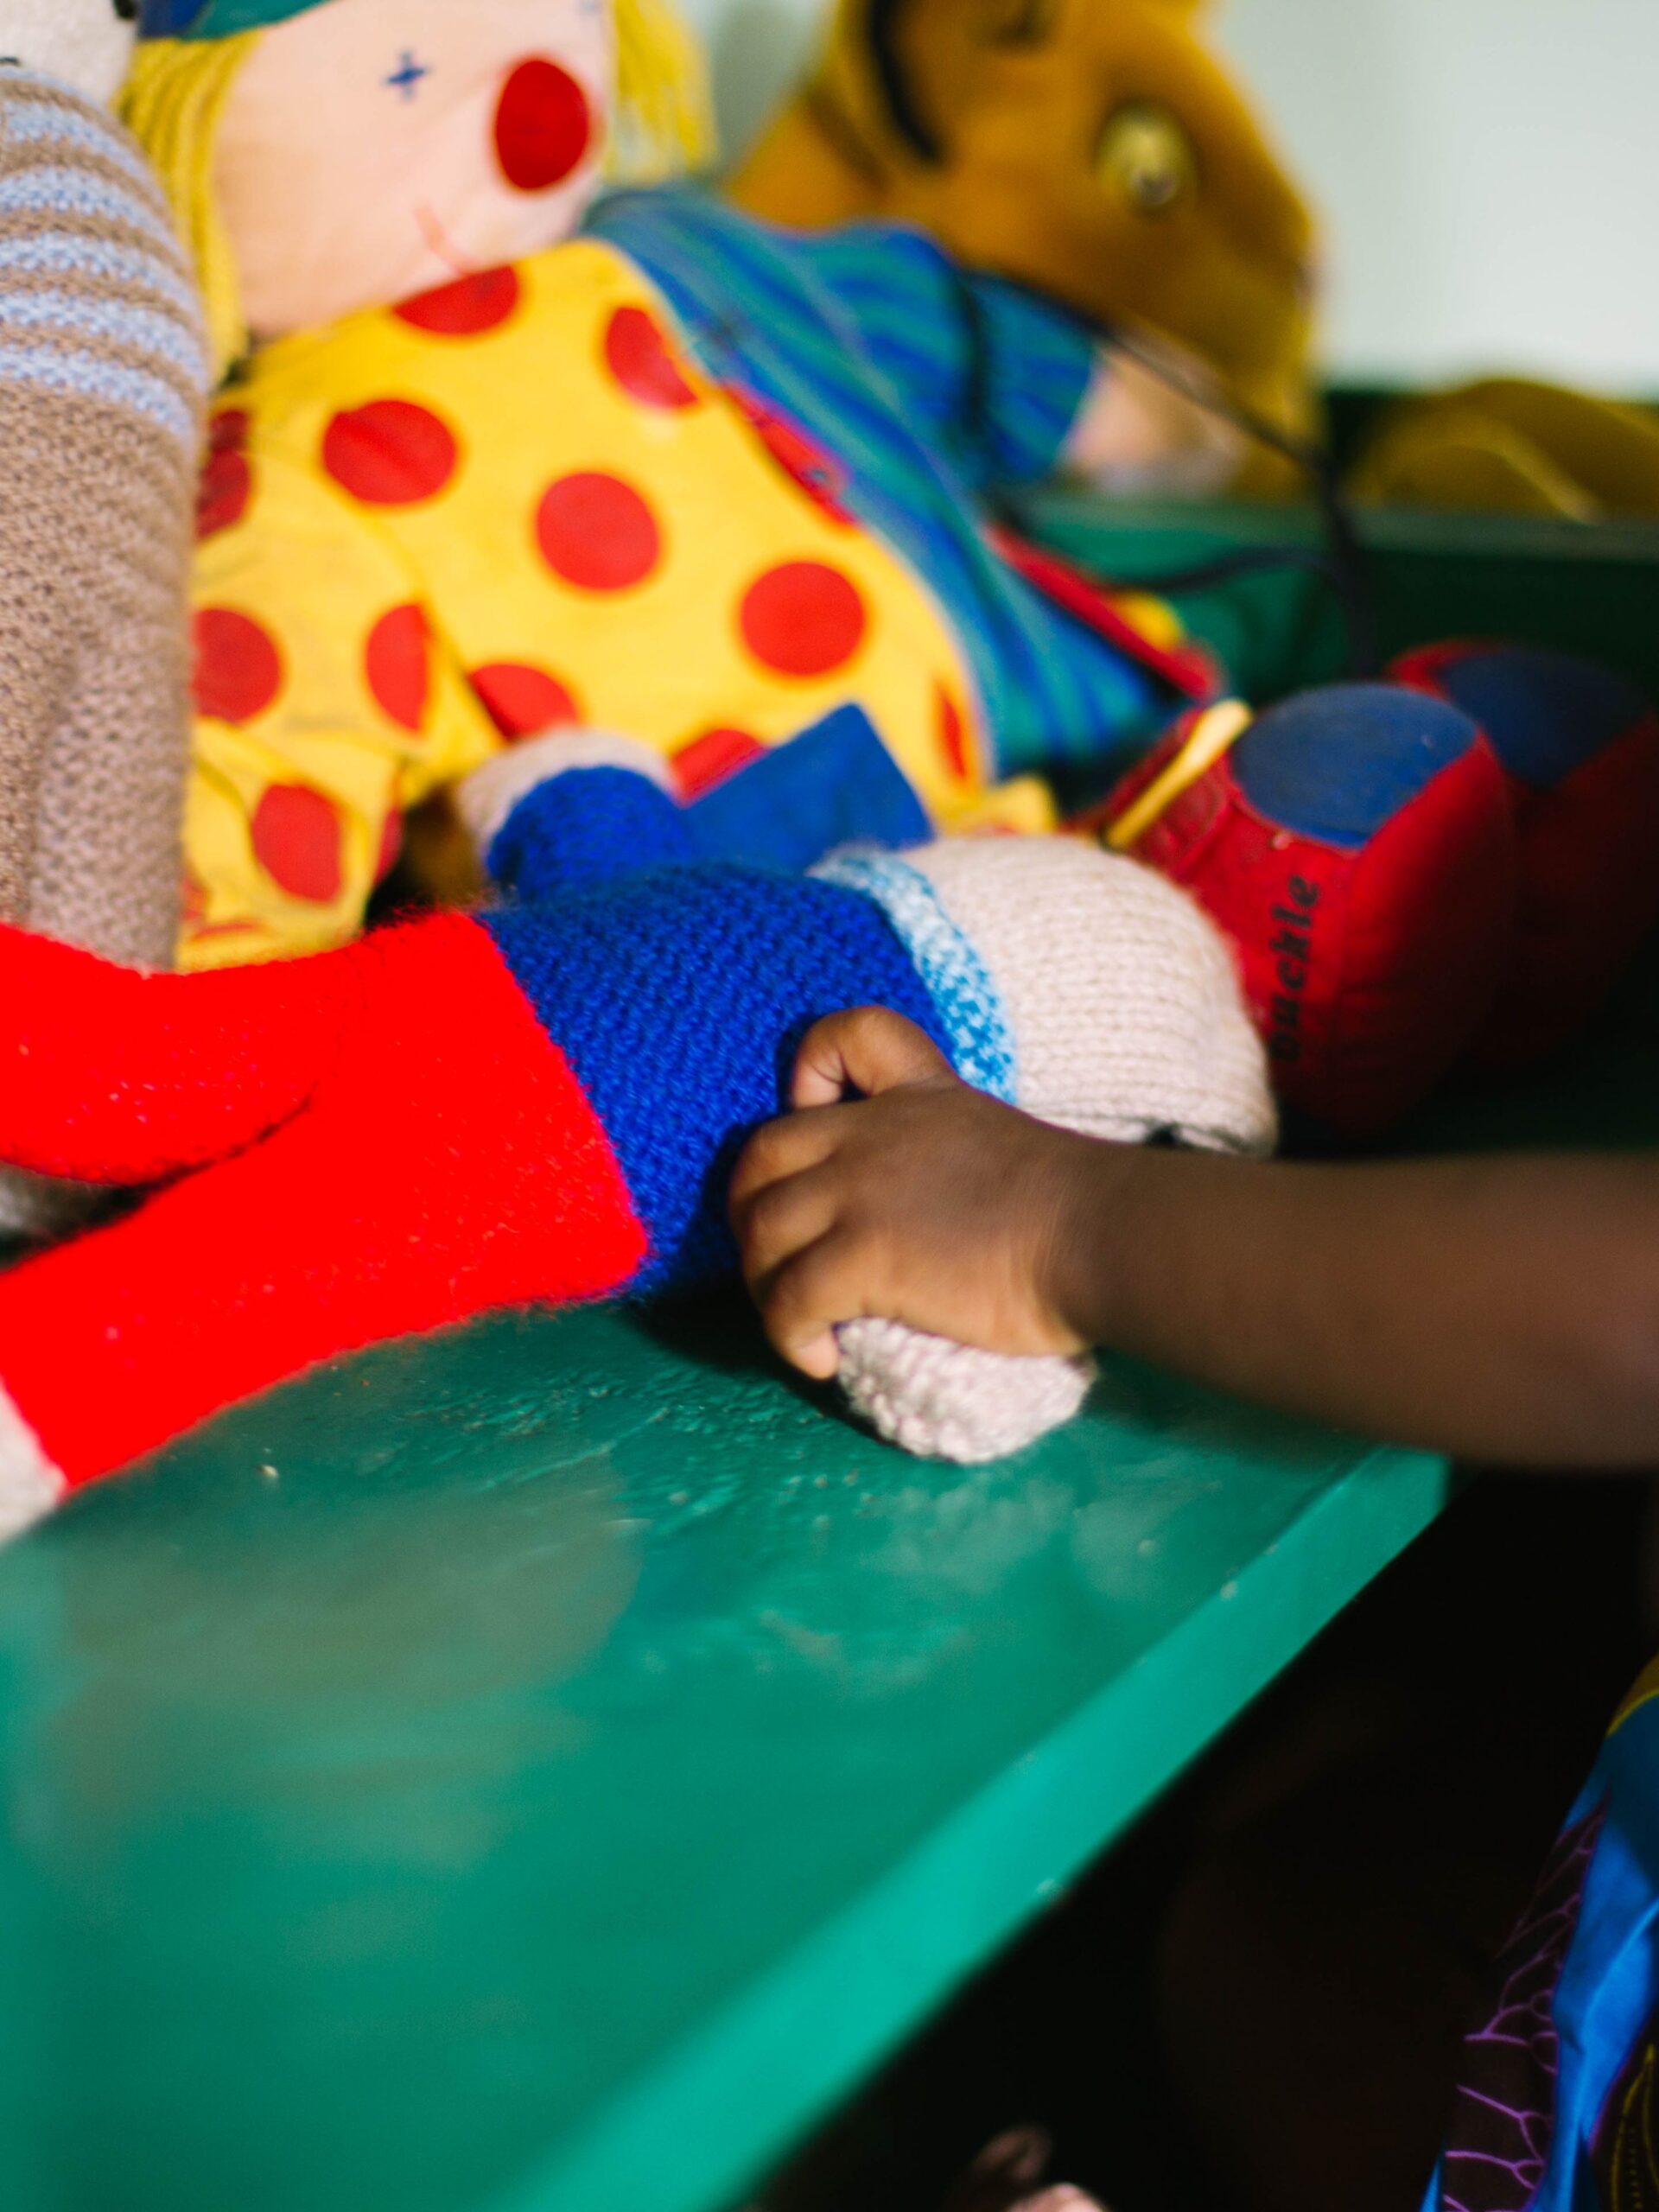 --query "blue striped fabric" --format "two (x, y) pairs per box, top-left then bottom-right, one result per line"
(789, 223), (1097, 491)
(583, 189), (1165, 785)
